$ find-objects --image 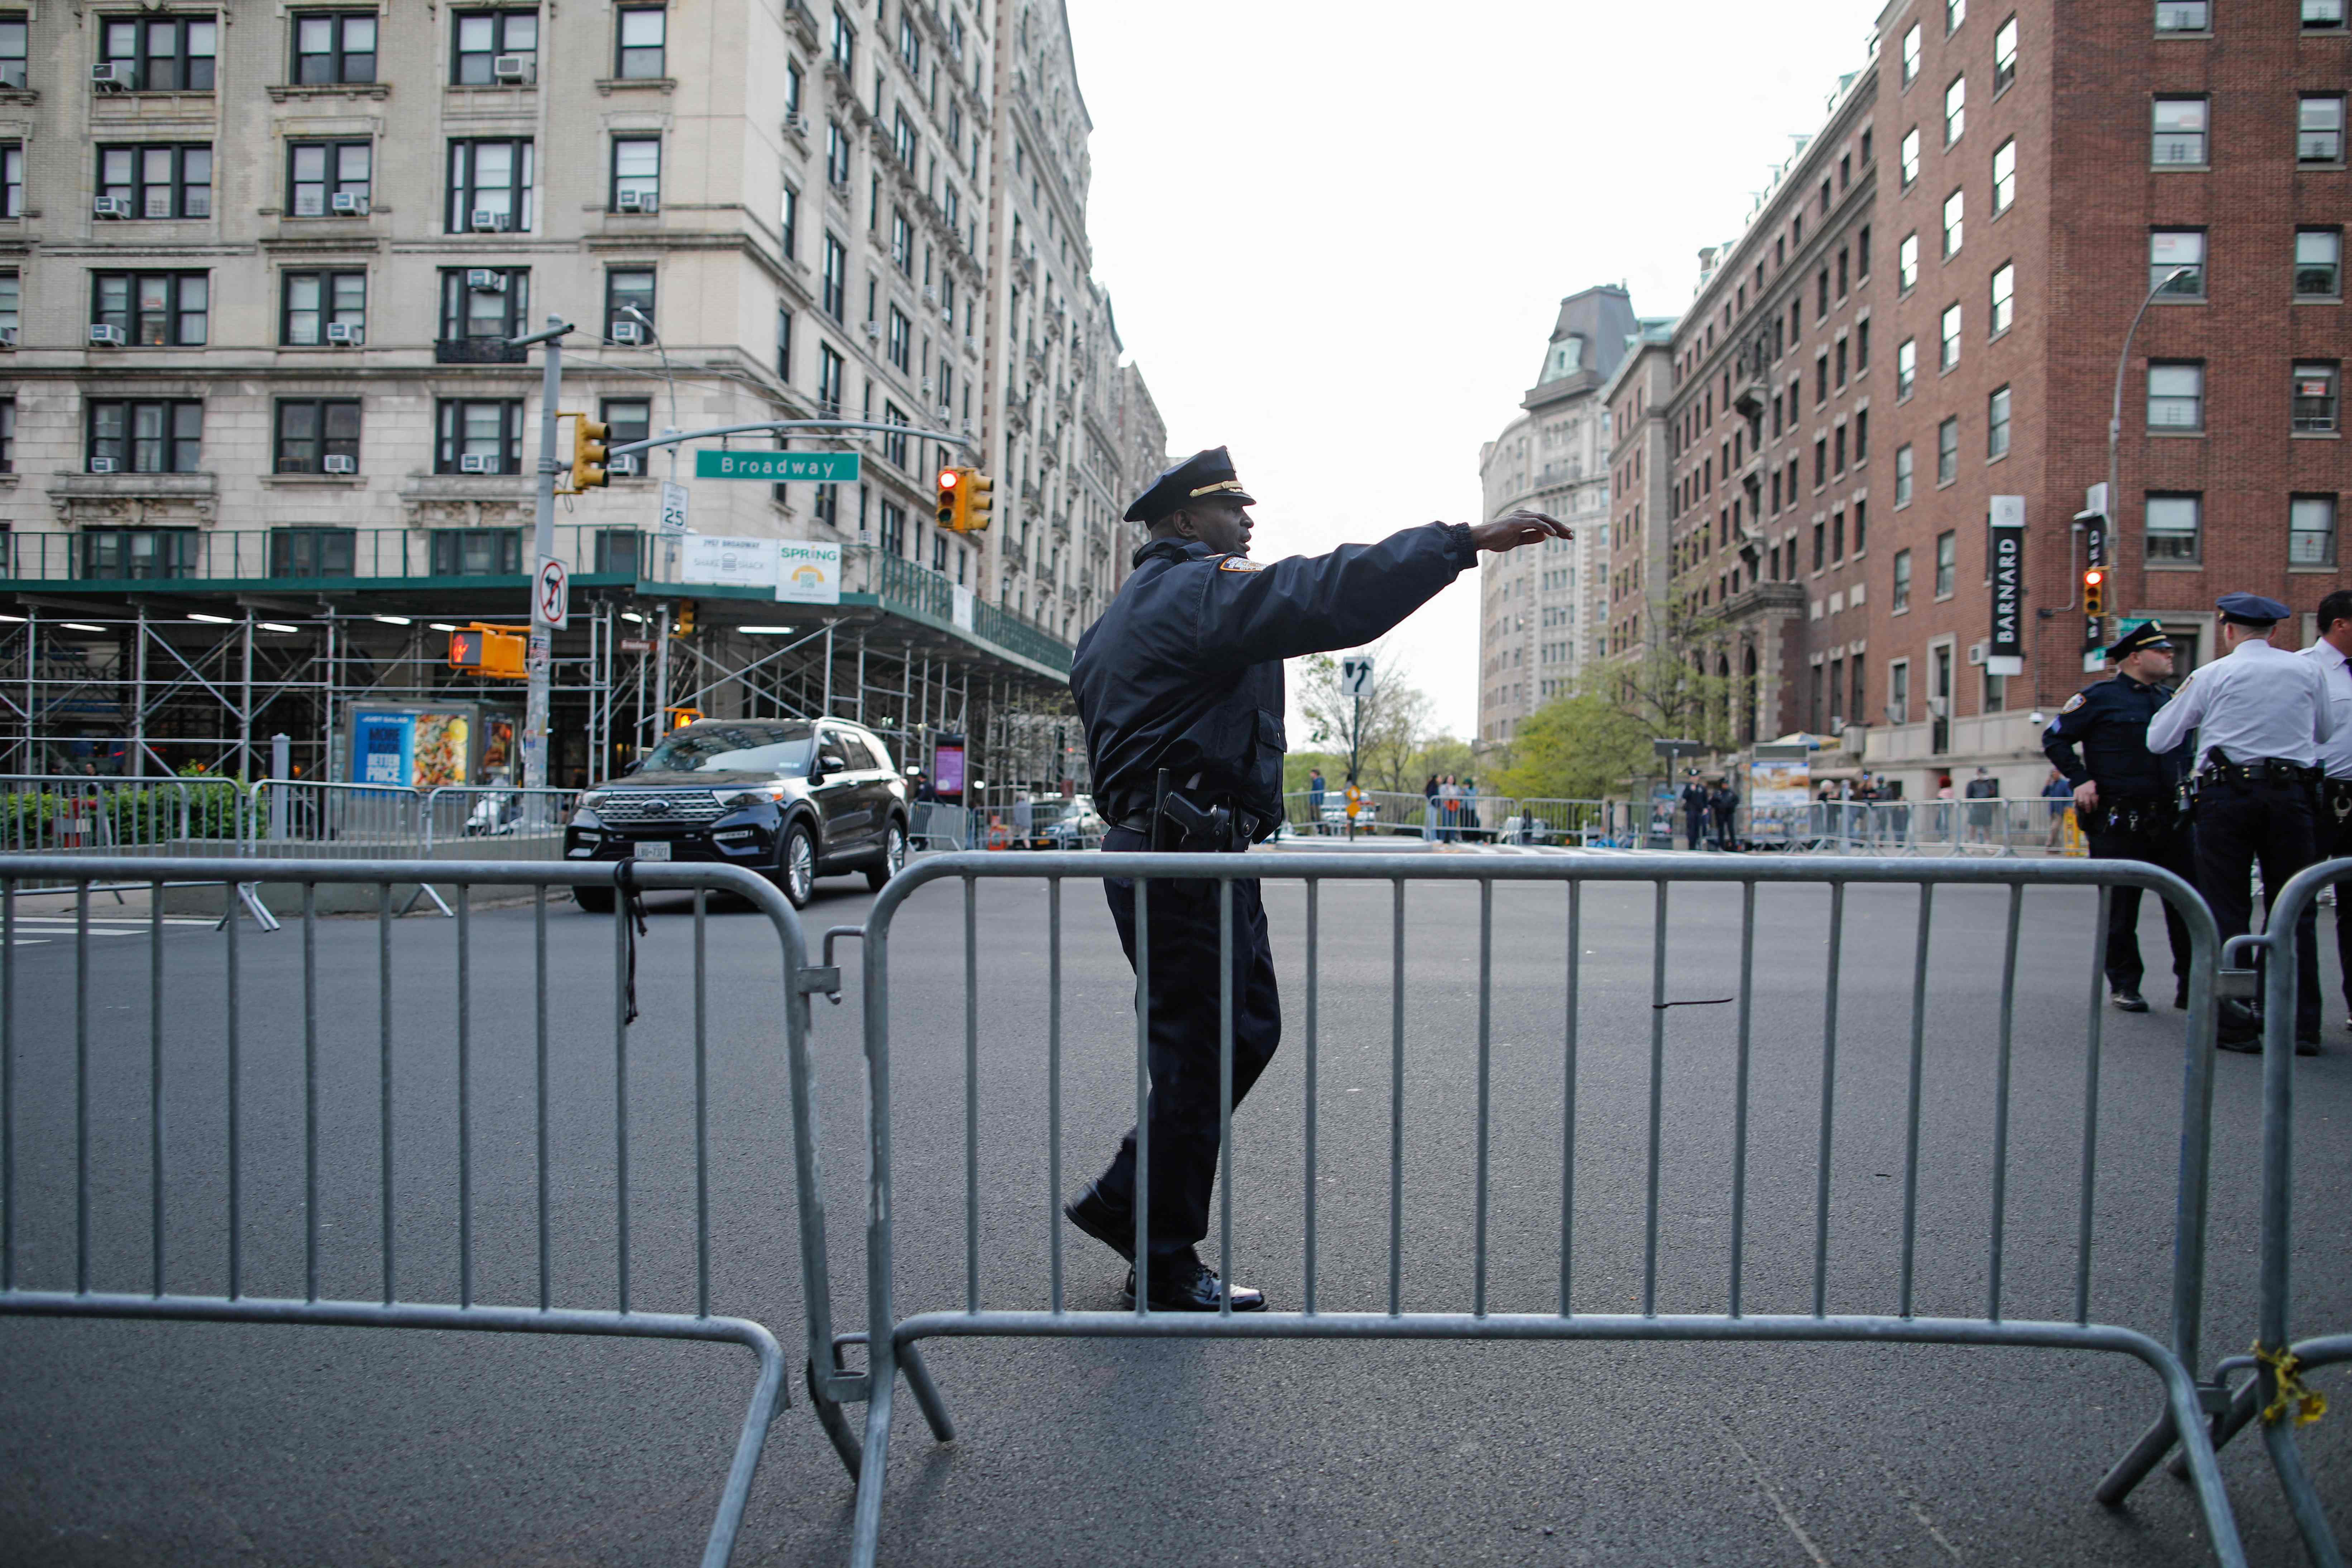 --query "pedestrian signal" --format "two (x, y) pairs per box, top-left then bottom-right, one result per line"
(448, 623), (528, 679)
(935, 467), (962, 528)
(2082, 567), (2107, 616)
(567, 415), (610, 492)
